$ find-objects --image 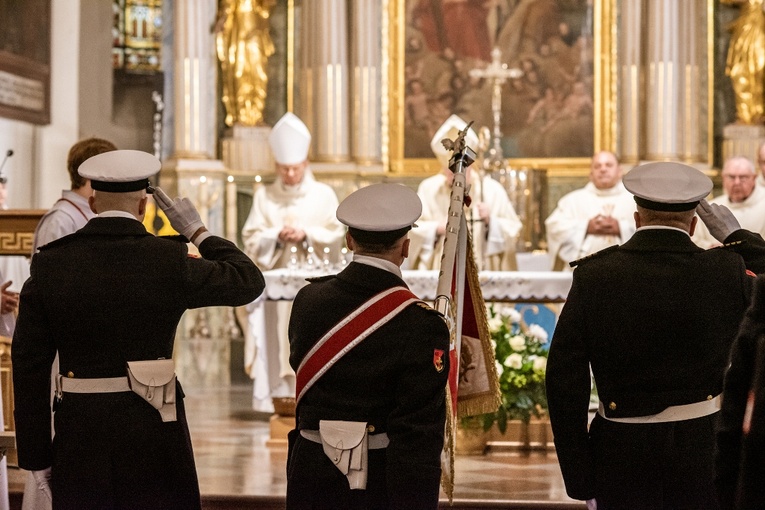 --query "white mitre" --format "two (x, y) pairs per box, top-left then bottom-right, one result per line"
(430, 114), (479, 170)
(269, 112), (312, 165)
